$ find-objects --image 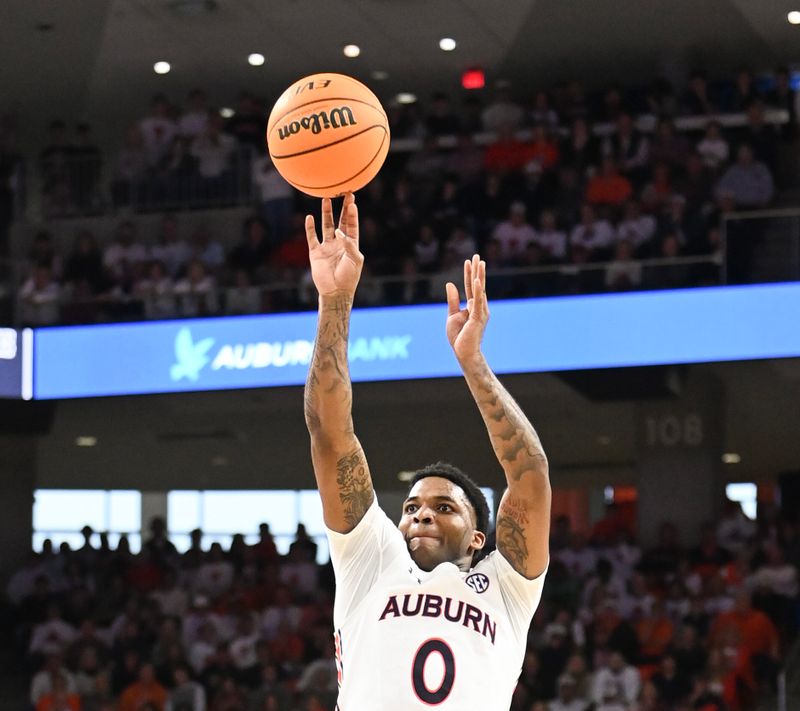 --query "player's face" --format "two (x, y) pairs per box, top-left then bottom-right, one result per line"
(398, 476), (486, 572)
